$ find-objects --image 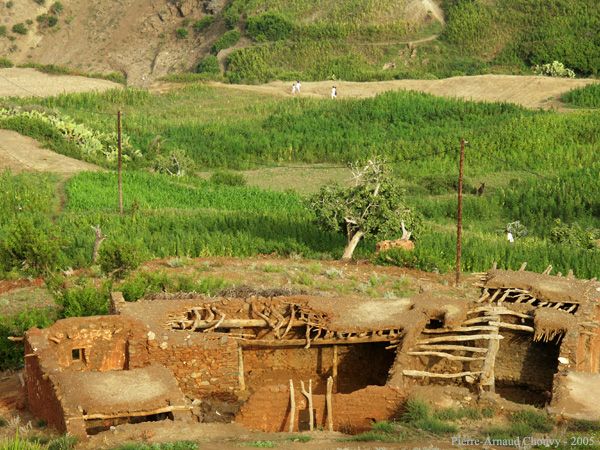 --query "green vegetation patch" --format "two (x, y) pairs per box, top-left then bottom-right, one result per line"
(111, 442), (197, 450)
(211, 29), (241, 54)
(562, 84), (600, 108)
